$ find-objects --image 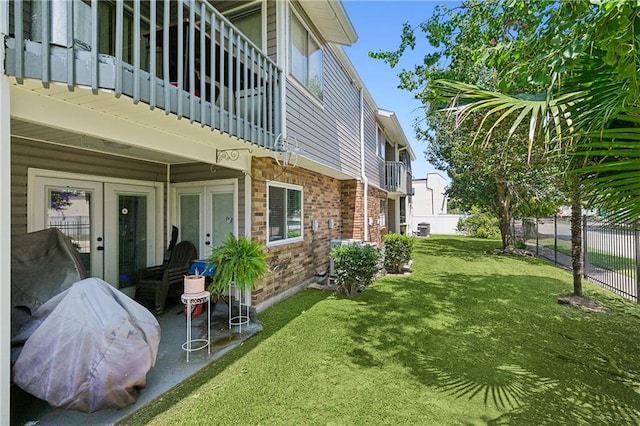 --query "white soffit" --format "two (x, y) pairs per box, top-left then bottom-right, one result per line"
(377, 109), (416, 160)
(297, 0), (358, 45)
